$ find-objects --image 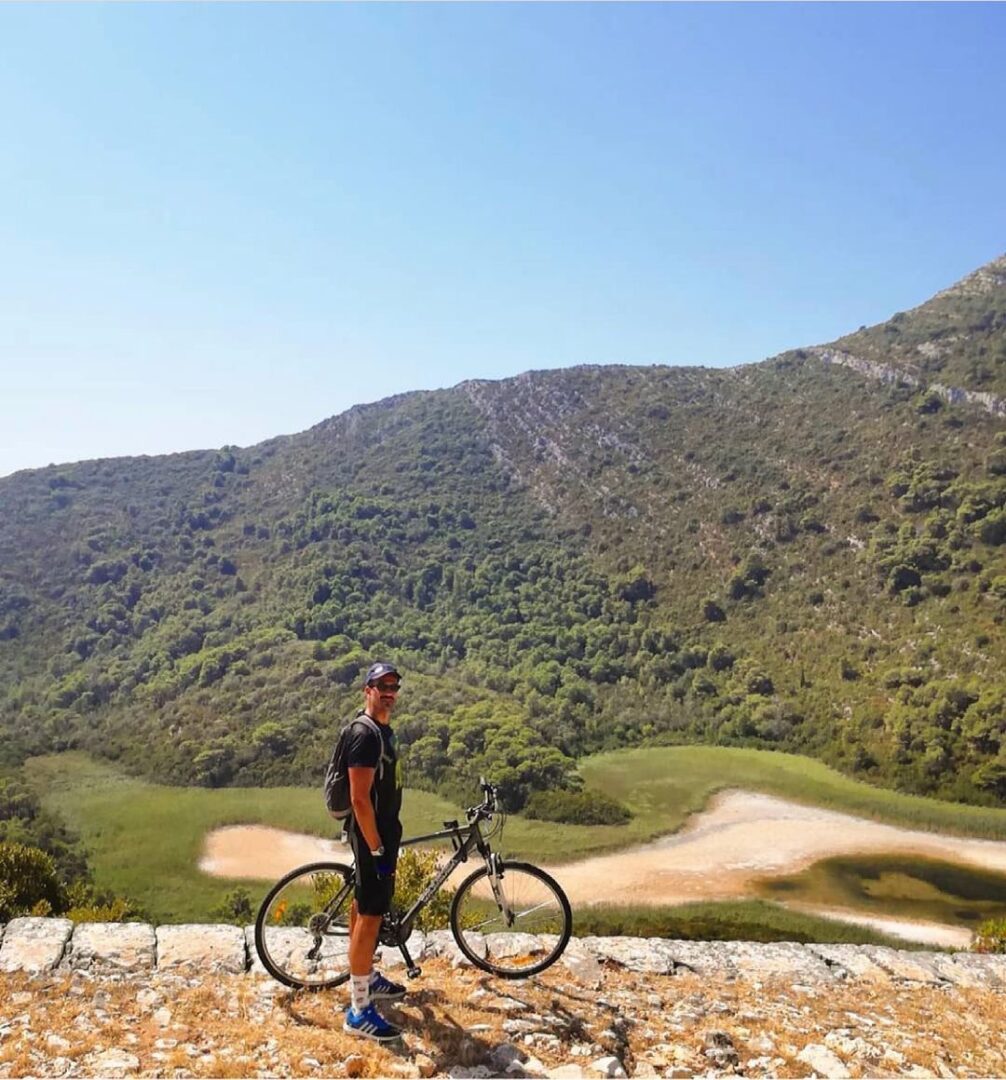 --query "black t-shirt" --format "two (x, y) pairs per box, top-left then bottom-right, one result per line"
(344, 714), (403, 829)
